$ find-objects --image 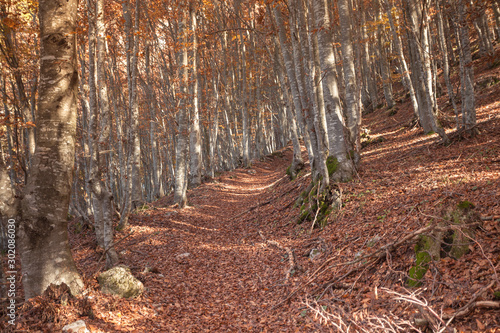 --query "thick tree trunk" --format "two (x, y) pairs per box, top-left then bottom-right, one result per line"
(309, 0), (330, 186)
(313, 0), (354, 181)
(20, 0), (84, 299)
